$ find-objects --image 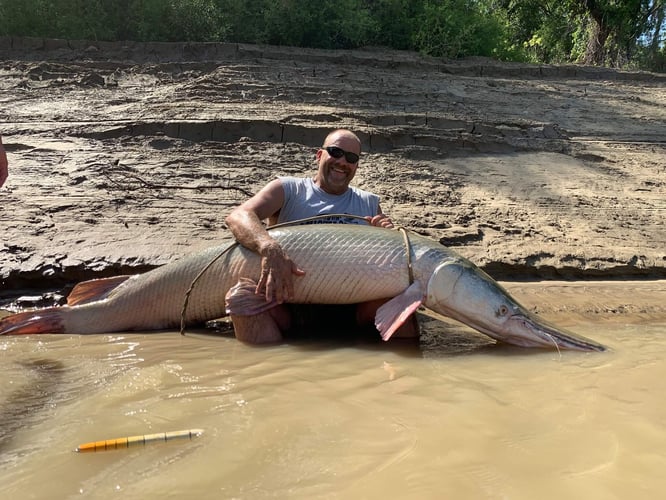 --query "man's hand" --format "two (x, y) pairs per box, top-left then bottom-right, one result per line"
(256, 242), (305, 303)
(366, 214), (394, 228)
(0, 136), (7, 188)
